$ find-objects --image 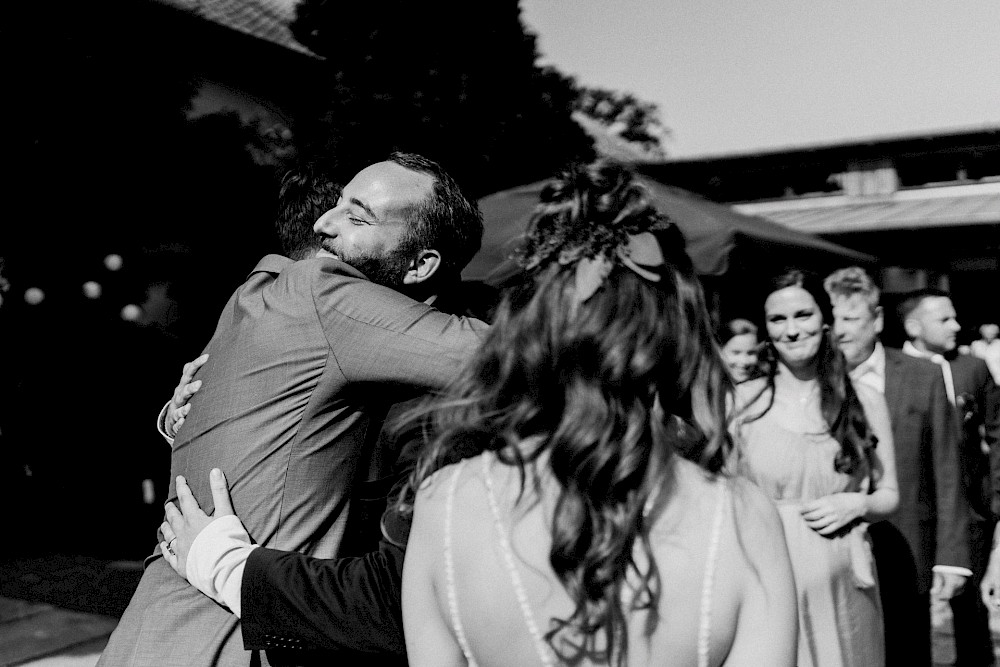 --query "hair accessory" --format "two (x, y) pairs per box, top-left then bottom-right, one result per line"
(573, 231), (668, 305)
